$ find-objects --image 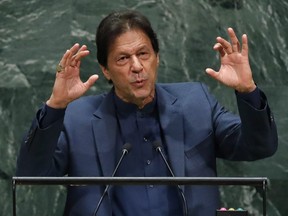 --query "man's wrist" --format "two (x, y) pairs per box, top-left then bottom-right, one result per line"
(46, 96), (68, 109)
